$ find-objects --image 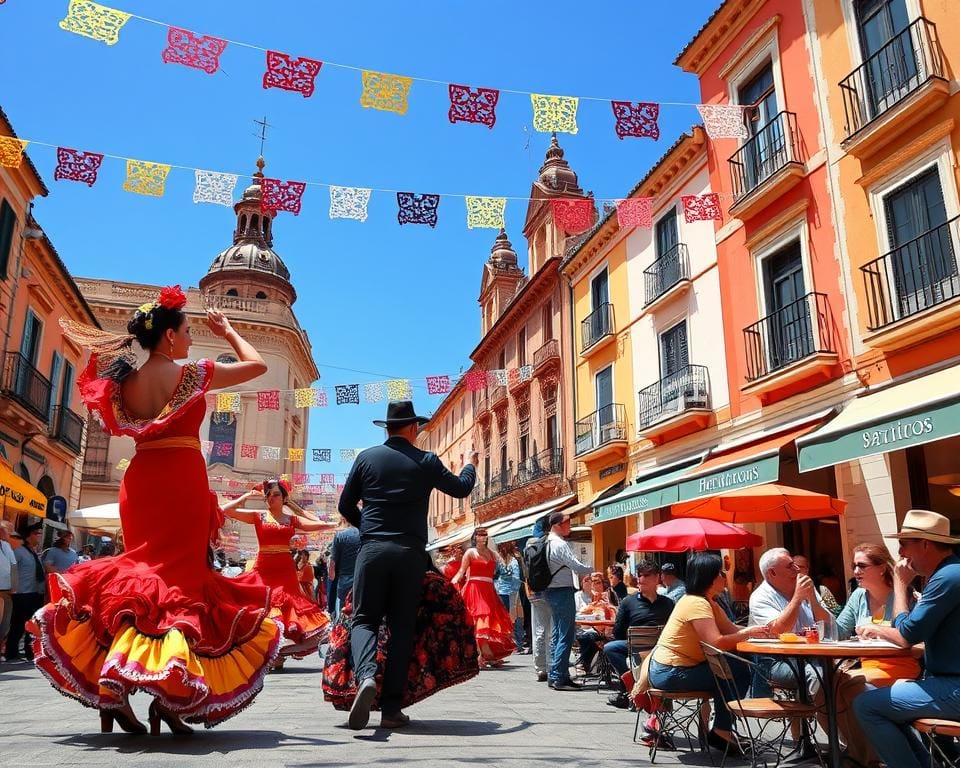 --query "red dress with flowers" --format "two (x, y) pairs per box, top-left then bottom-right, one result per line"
(460, 556), (515, 661)
(322, 571), (479, 711)
(231, 513), (329, 658)
(29, 358), (282, 727)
